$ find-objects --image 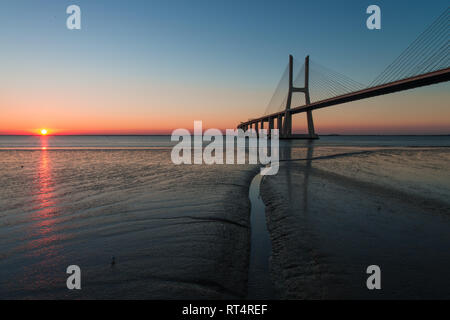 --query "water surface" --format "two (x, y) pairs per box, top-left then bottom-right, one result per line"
(1, 135), (449, 299)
